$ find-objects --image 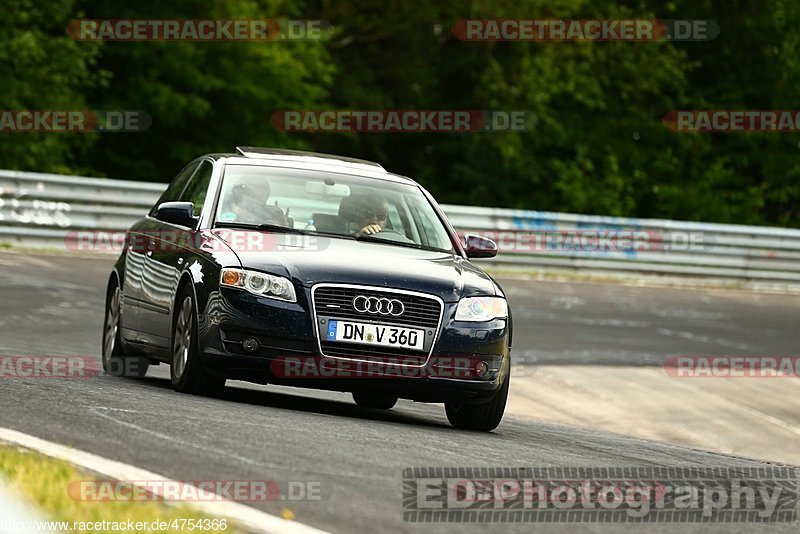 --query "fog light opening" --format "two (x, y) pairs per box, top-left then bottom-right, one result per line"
(242, 337), (260, 353)
(475, 361), (490, 377)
